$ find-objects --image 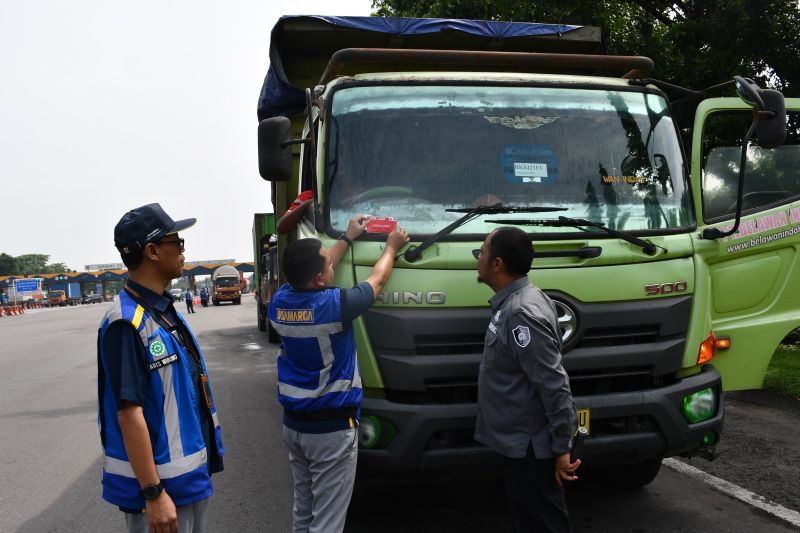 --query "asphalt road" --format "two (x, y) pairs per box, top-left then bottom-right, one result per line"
(1, 296), (798, 532)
